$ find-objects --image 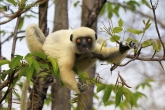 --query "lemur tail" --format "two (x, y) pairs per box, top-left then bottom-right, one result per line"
(20, 24), (45, 109)
(20, 80), (29, 110)
(26, 24), (46, 53)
